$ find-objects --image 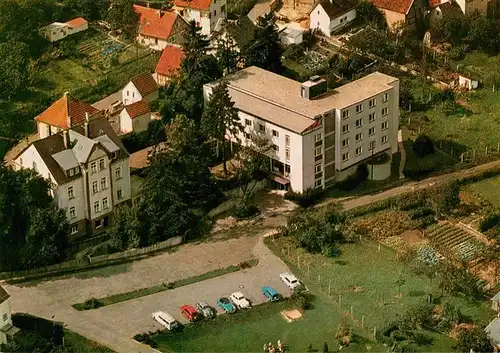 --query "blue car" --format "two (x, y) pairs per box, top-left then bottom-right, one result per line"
(217, 297), (236, 313)
(262, 286), (281, 301)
